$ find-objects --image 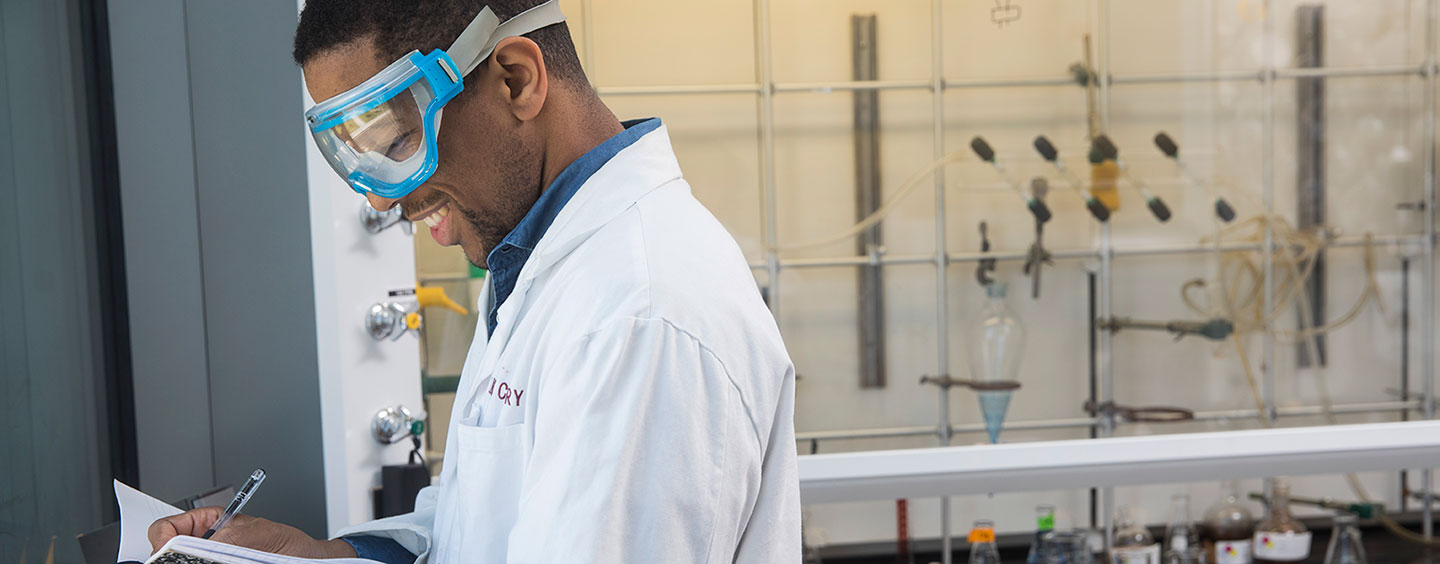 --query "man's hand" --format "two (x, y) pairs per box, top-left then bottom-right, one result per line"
(148, 507), (356, 558)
